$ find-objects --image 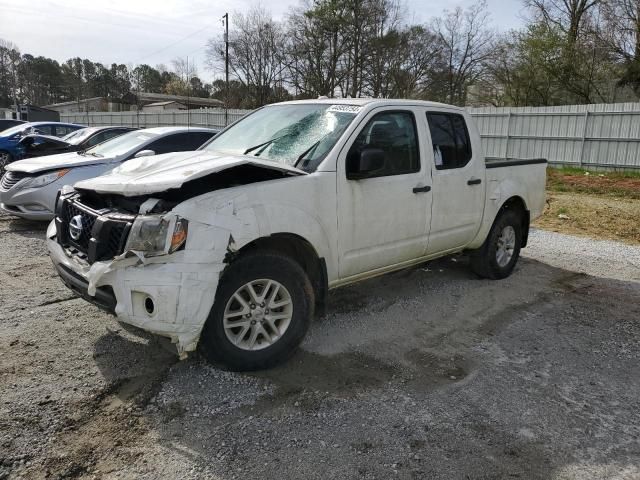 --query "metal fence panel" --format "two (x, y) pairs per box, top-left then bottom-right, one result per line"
(62, 103), (640, 170)
(61, 108), (250, 129)
(468, 103), (640, 170)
